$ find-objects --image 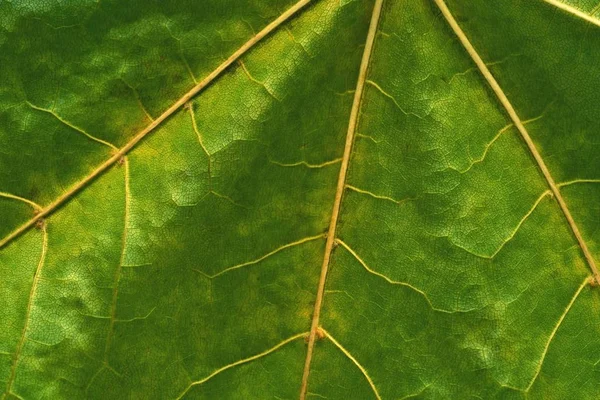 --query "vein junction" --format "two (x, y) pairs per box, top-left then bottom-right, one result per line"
(433, 0), (600, 284)
(0, 192), (42, 211)
(0, 0), (313, 251)
(174, 332), (307, 400)
(300, 0), (385, 397)
(26, 101), (118, 150)
(192, 234), (326, 279)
